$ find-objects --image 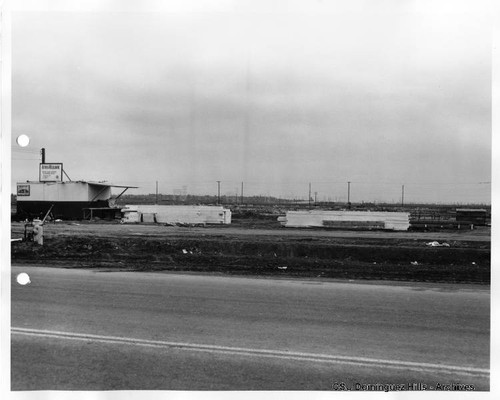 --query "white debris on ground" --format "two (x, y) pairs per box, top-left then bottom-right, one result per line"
(426, 241), (450, 247)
